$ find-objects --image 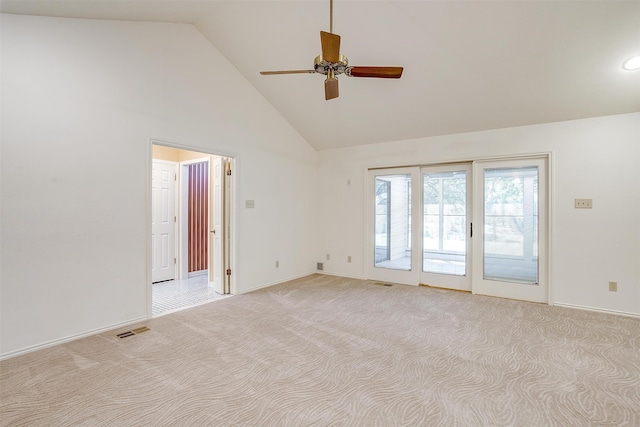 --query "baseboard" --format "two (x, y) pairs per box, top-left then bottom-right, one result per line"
(238, 271), (318, 294)
(0, 316), (147, 361)
(188, 270), (207, 278)
(553, 302), (640, 319)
